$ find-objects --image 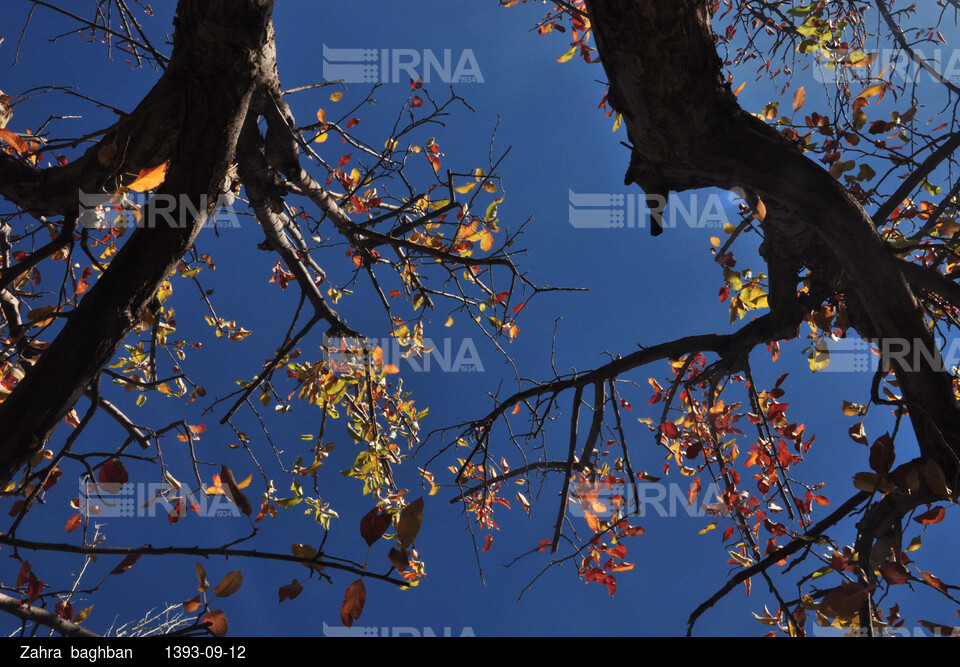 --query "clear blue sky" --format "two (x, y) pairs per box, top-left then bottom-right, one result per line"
(2, 0), (959, 637)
